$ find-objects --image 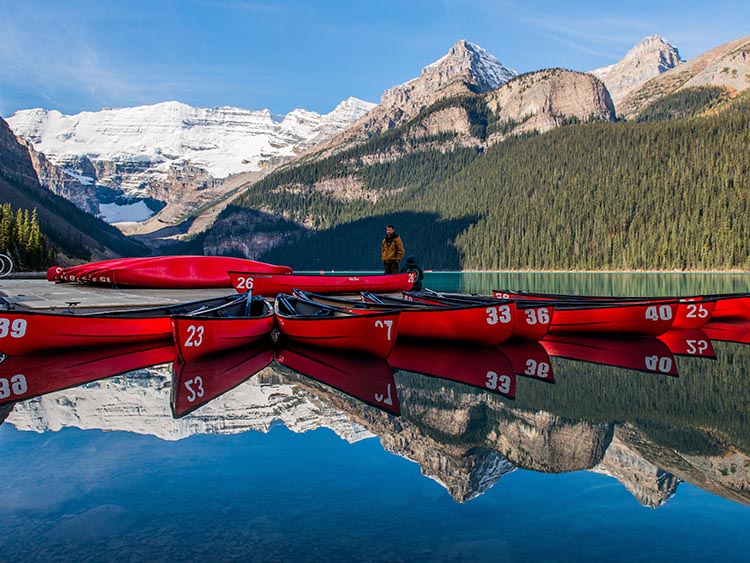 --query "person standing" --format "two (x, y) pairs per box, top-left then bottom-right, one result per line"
(381, 224), (405, 274)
